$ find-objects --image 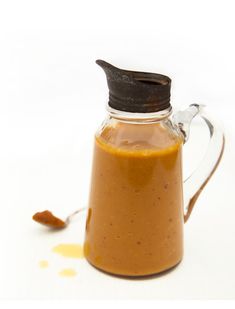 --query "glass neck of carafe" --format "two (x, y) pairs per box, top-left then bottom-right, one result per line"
(106, 105), (173, 124)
